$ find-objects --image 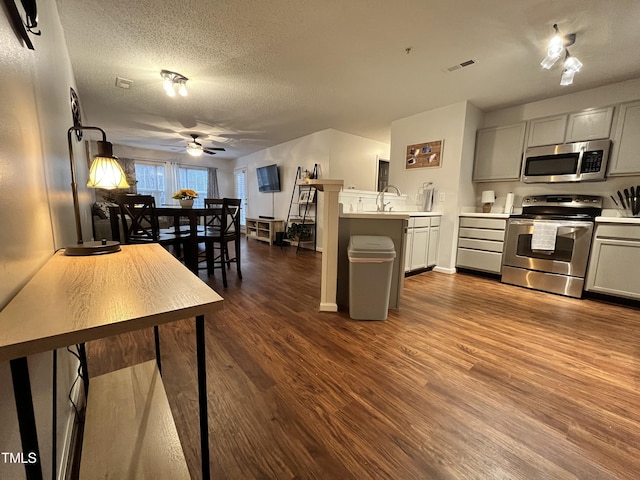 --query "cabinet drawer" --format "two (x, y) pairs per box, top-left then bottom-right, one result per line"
(458, 227), (505, 241)
(458, 238), (504, 253)
(459, 217), (506, 230)
(456, 248), (503, 274)
(413, 217), (431, 228)
(595, 224), (640, 241)
(430, 216), (441, 227)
